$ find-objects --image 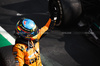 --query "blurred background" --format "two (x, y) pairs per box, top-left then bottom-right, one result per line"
(0, 0), (100, 66)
